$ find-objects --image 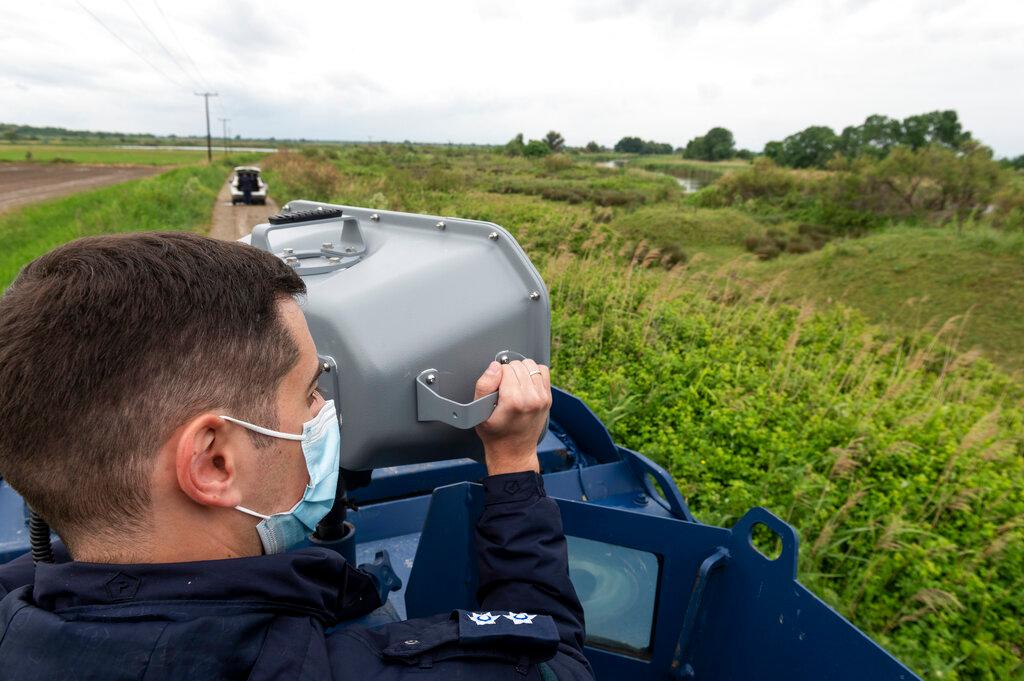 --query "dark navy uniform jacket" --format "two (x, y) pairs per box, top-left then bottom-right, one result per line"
(0, 472), (593, 680)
